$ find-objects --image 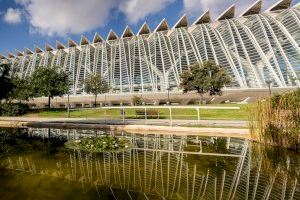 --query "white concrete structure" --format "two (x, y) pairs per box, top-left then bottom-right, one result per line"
(1, 0), (299, 95)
